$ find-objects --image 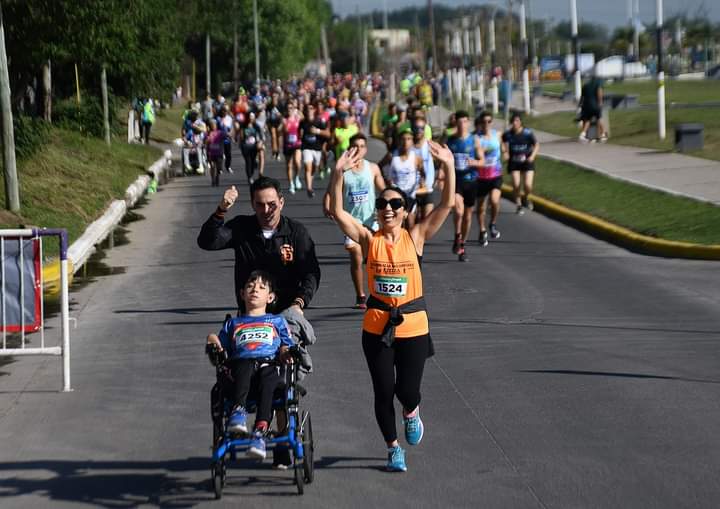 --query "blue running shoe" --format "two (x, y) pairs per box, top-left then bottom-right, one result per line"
(247, 432), (266, 460)
(386, 445), (407, 472)
(404, 410), (424, 446)
(227, 407), (248, 435)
